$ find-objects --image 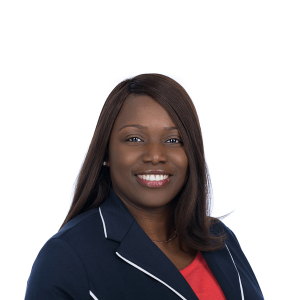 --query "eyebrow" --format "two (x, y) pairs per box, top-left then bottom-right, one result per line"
(119, 124), (178, 131)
